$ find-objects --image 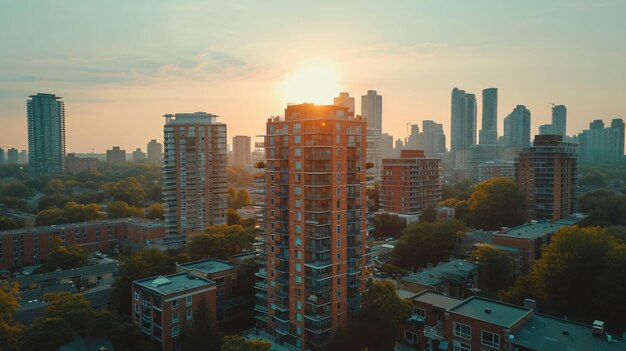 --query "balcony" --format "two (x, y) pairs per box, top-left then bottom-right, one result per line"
(423, 324), (444, 340)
